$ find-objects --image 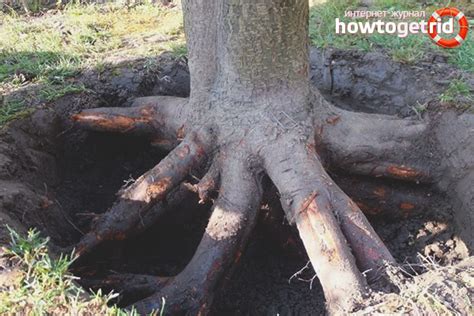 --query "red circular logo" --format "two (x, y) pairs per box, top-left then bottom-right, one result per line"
(427, 7), (469, 48)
